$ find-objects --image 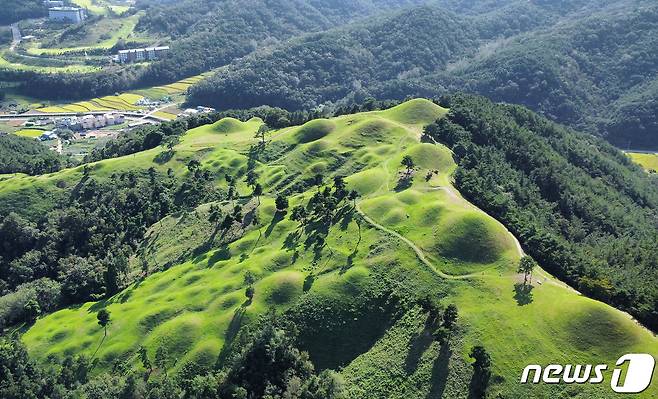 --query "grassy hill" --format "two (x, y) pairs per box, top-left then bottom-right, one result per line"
(10, 99), (658, 398)
(628, 152), (658, 173)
